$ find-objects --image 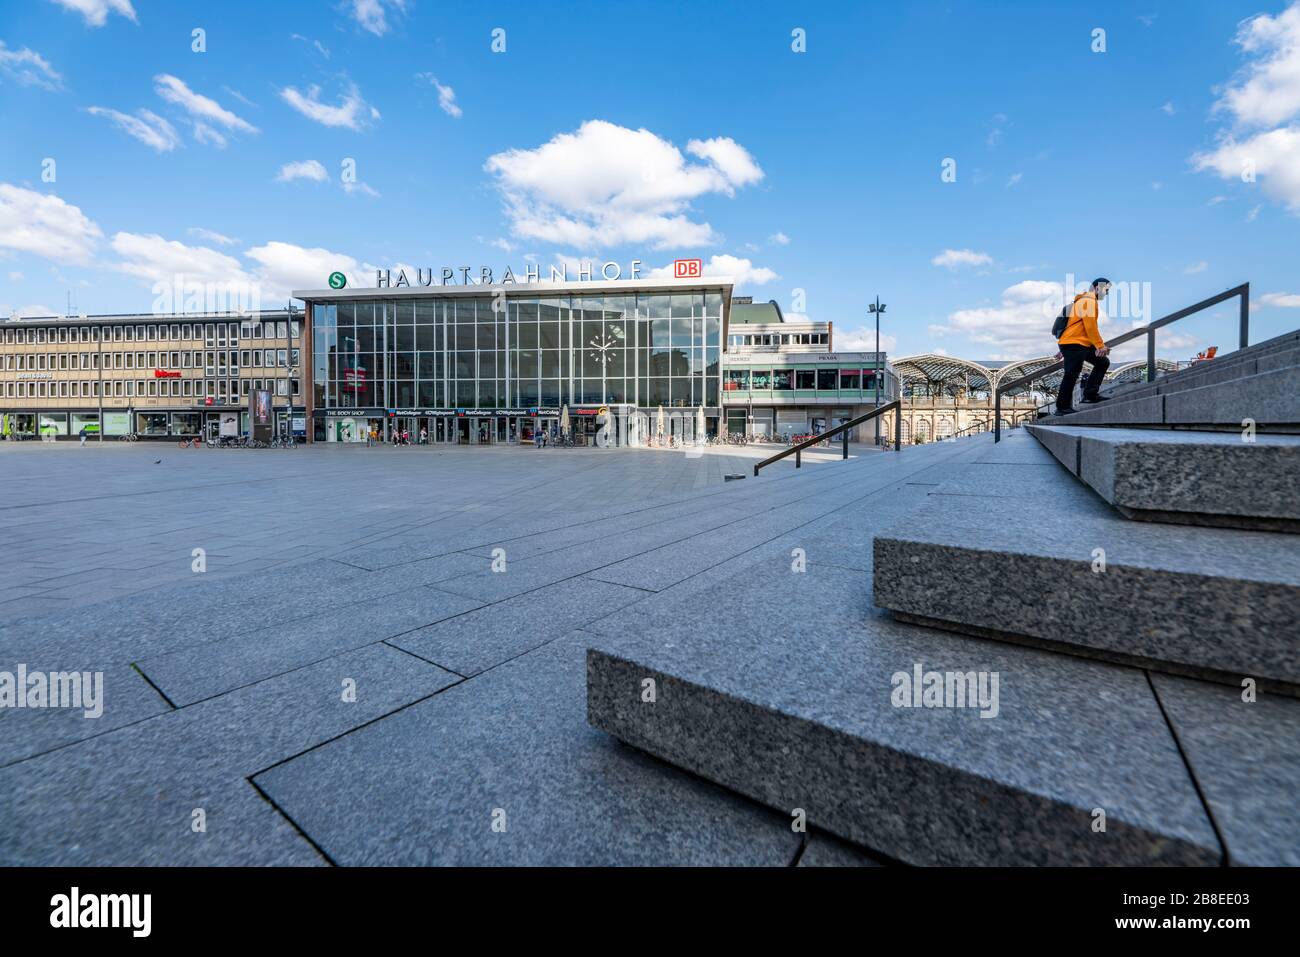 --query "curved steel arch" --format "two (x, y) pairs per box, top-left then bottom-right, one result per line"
(1108, 358), (1179, 384)
(892, 354), (997, 397)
